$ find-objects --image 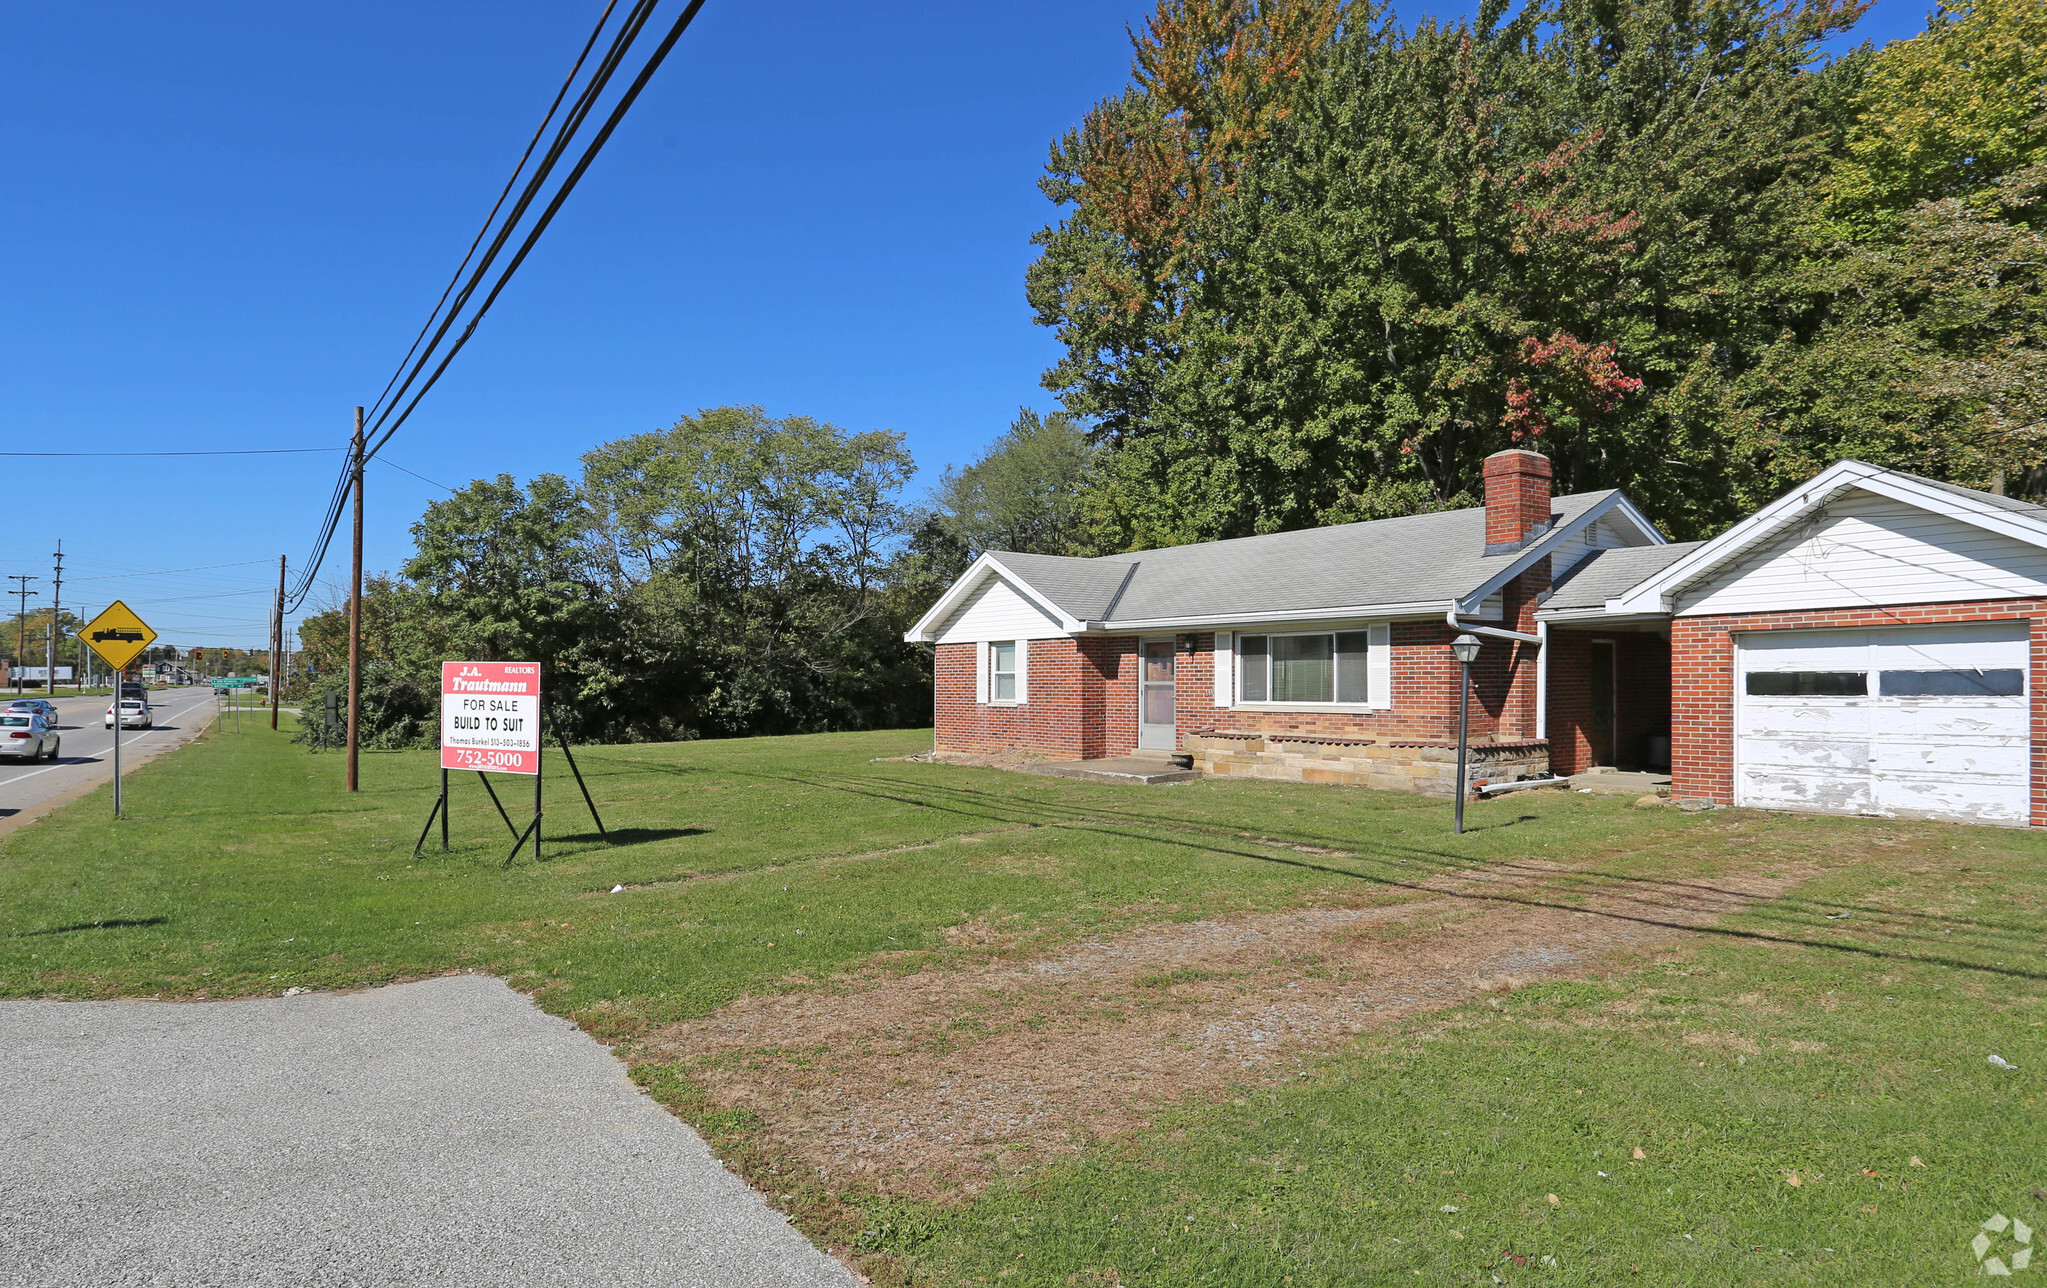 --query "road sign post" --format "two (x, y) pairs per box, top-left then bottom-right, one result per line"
(78, 600), (157, 818)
